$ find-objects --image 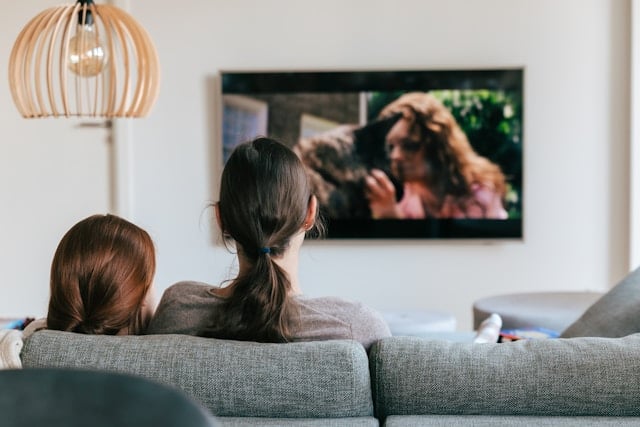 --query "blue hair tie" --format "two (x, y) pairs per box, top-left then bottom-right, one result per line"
(260, 247), (271, 254)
